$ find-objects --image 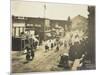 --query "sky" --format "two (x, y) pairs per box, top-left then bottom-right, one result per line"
(11, 0), (89, 20)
